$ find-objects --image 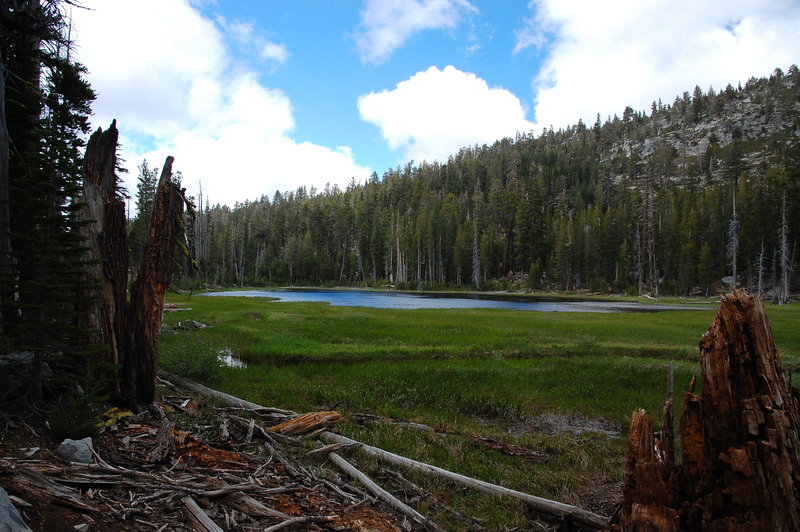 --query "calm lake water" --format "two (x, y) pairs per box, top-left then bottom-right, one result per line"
(199, 289), (708, 313)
